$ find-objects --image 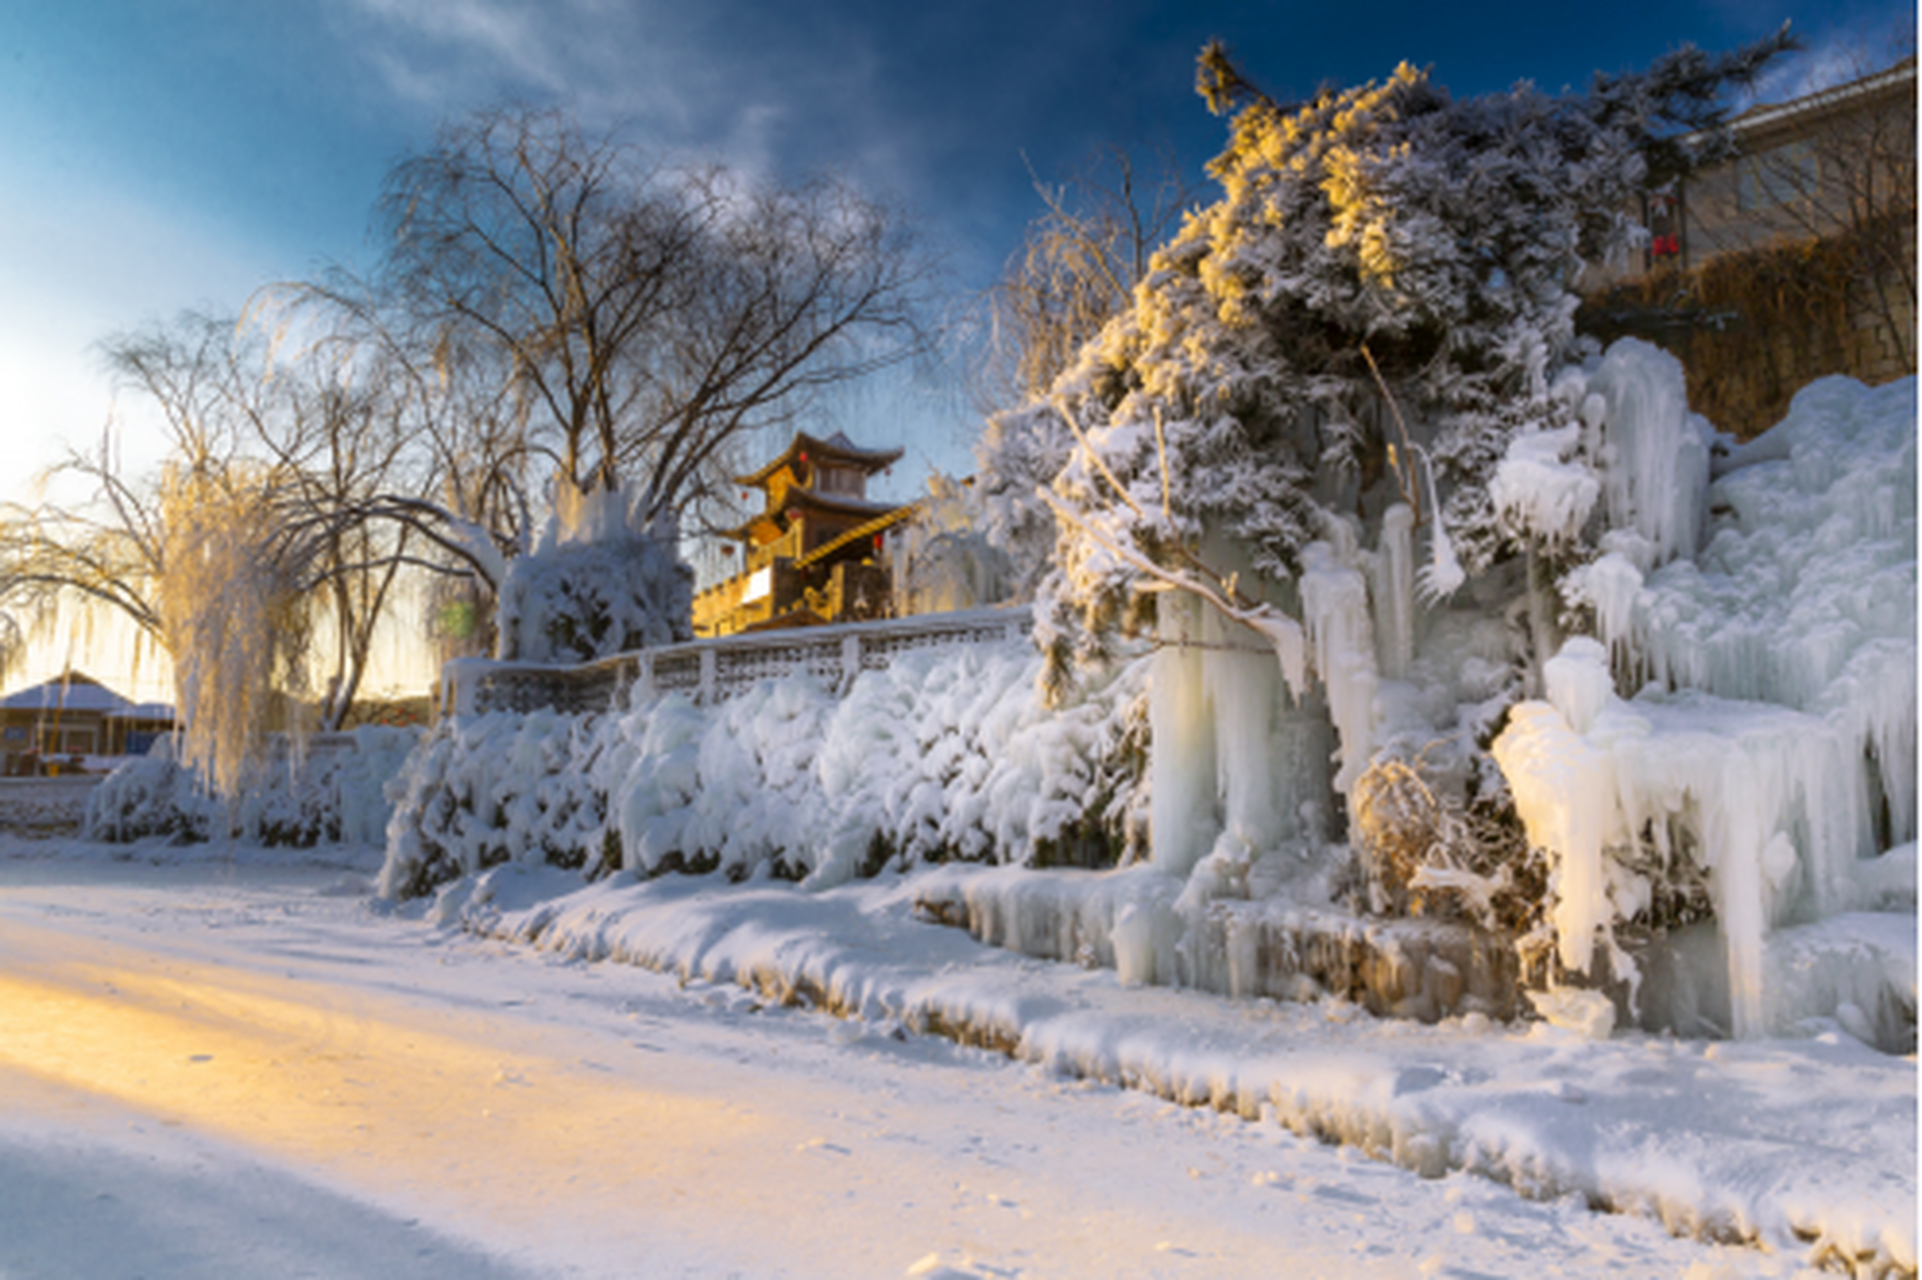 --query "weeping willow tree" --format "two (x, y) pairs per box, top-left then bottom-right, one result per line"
(154, 458), (314, 800)
(0, 611), (20, 684)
